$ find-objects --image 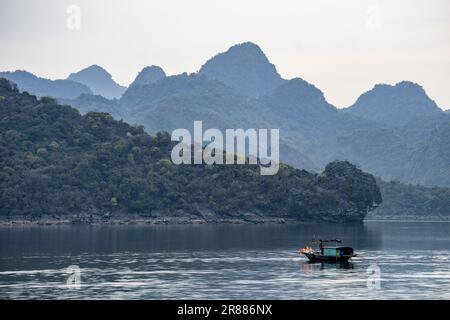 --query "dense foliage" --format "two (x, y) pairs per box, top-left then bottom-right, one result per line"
(0, 79), (381, 221)
(368, 180), (450, 219)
